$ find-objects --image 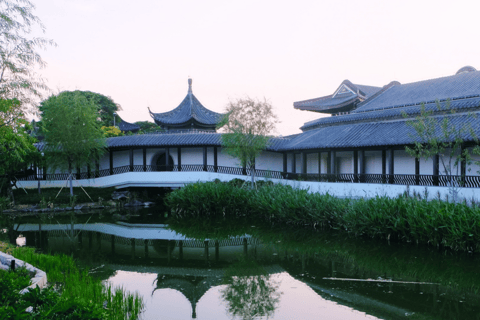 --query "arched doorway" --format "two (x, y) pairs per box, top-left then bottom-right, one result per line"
(152, 152), (174, 171)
